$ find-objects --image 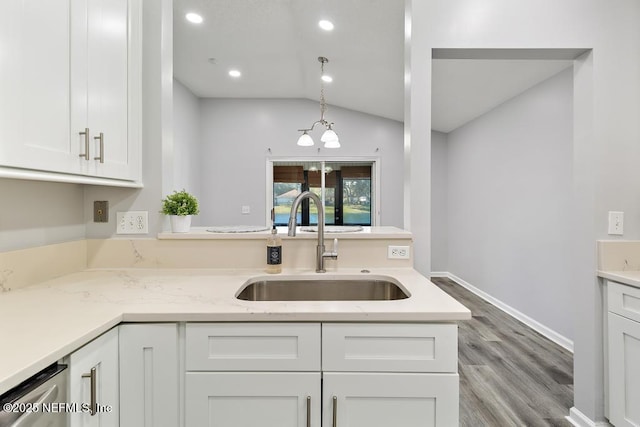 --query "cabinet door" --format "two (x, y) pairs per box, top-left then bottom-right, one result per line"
(71, 0), (141, 181)
(186, 372), (321, 427)
(119, 324), (179, 427)
(323, 372), (458, 427)
(69, 327), (119, 427)
(0, 0), (76, 173)
(608, 312), (640, 427)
